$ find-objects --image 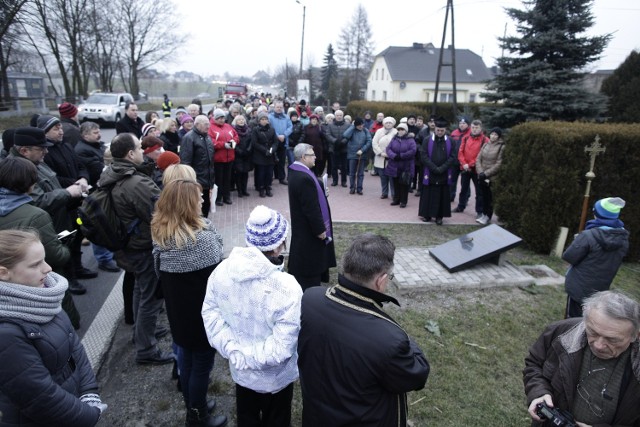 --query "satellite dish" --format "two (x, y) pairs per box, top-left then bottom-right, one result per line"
(400, 81), (406, 89)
